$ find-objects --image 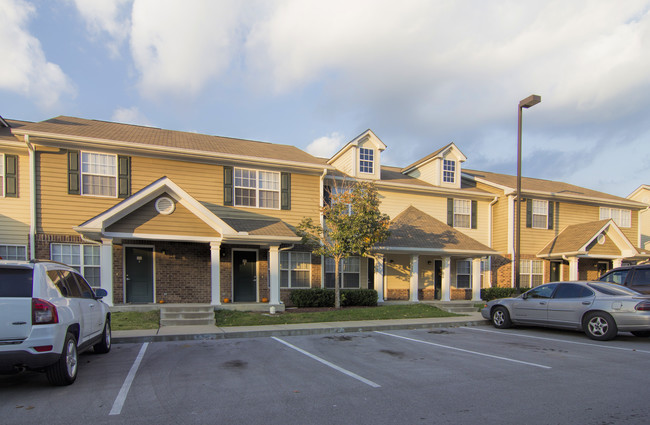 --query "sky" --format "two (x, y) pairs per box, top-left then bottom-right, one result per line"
(1, 0), (649, 199)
